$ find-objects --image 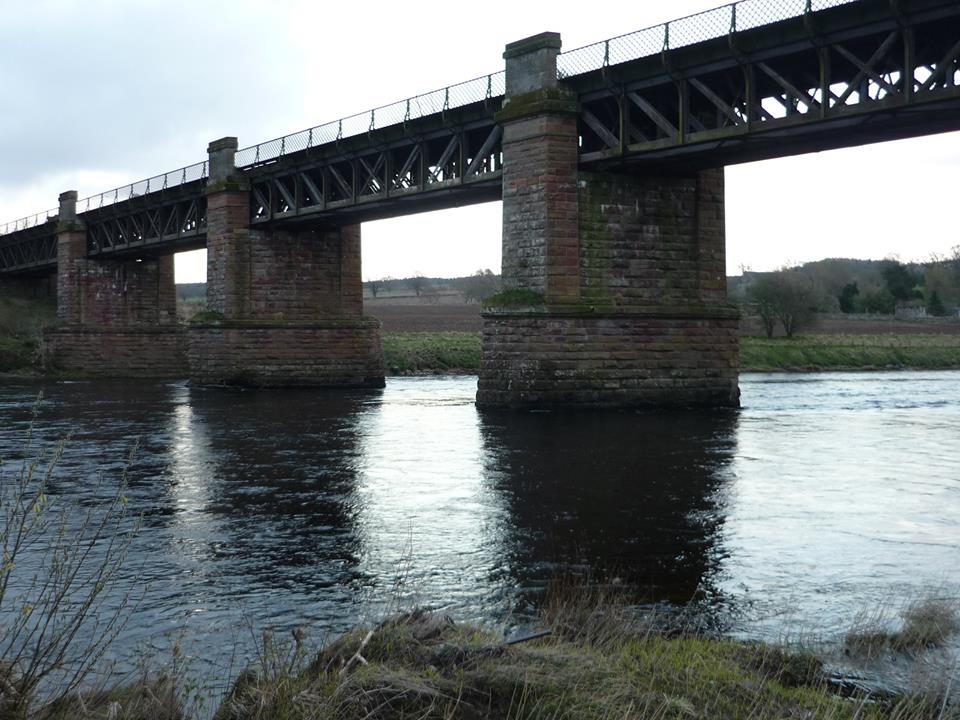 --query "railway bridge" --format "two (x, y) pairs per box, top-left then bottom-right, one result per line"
(2, 0), (959, 407)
